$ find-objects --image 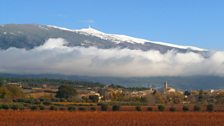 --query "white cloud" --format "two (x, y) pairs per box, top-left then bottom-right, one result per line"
(0, 38), (224, 77)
